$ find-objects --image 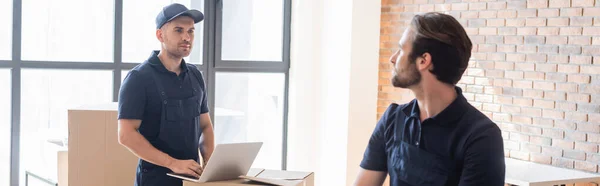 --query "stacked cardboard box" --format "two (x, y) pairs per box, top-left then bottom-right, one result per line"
(67, 103), (139, 186)
(64, 103), (314, 186)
